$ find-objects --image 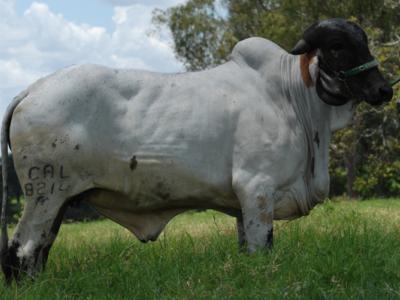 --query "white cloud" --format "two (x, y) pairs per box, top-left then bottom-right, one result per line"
(101, 0), (185, 8)
(0, 59), (42, 90)
(0, 0), (185, 118)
